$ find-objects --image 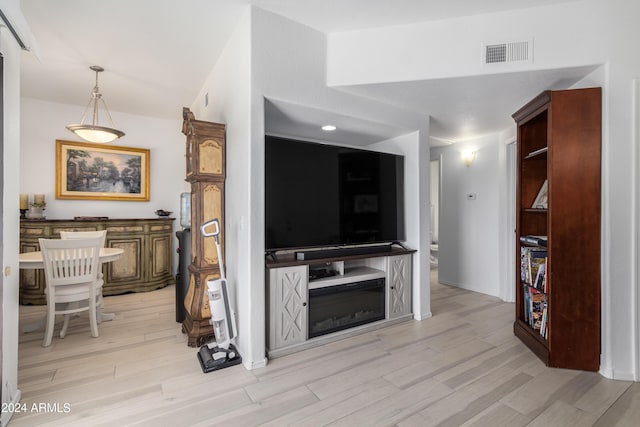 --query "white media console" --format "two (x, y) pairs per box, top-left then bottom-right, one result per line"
(265, 246), (414, 358)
